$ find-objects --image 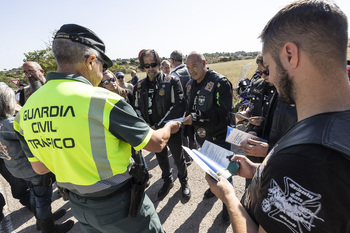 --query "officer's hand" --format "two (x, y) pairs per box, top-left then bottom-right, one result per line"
(239, 139), (268, 157)
(231, 154), (259, 179)
(182, 114), (192, 125)
(166, 121), (181, 134)
(249, 116), (265, 126)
